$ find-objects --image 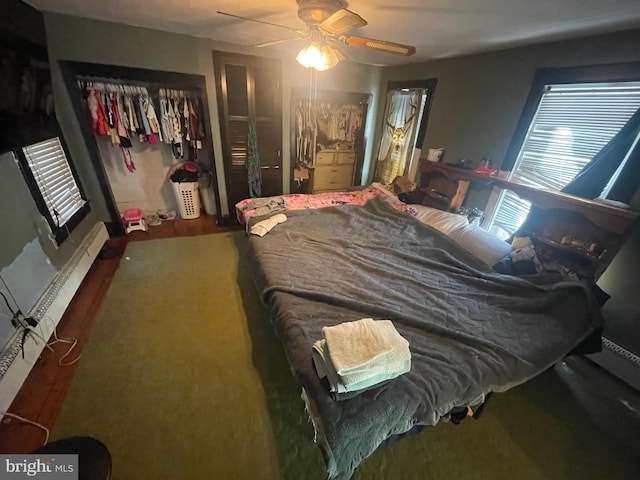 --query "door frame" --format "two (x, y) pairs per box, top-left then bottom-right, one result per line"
(212, 51), (283, 221)
(383, 79), (438, 156)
